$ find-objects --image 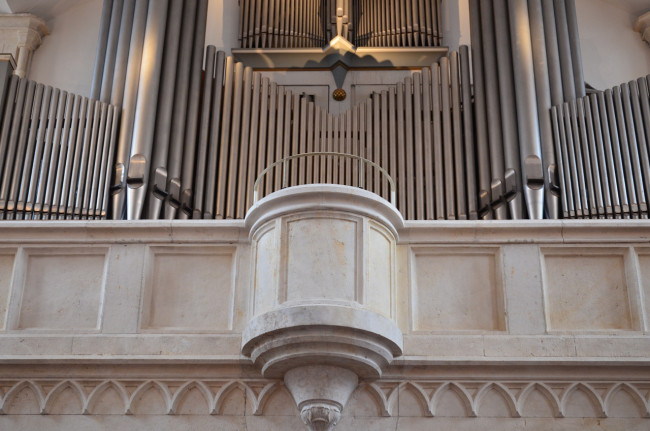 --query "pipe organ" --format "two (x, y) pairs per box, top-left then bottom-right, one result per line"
(238, 0), (443, 48)
(0, 0), (649, 222)
(0, 76), (119, 220)
(188, 47), (476, 221)
(552, 78), (650, 219)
